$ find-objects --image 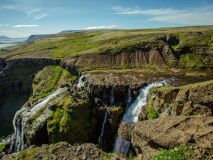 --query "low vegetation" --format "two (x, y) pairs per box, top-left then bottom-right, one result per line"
(146, 105), (159, 119)
(150, 146), (193, 160)
(30, 65), (78, 101)
(47, 95), (98, 144)
(0, 26), (212, 71)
